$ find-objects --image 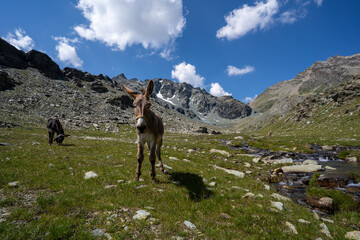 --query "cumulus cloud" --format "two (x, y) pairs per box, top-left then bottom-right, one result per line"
(171, 62), (205, 88)
(4, 28), (35, 52)
(314, 0), (323, 7)
(243, 94), (258, 103)
(227, 65), (255, 76)
(54, 37), (83, 68)
(216, 0), (279, 40)
(74, 0), (185, 56)
(210, 82), (232, 97)
(279, 10), (298, 24)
